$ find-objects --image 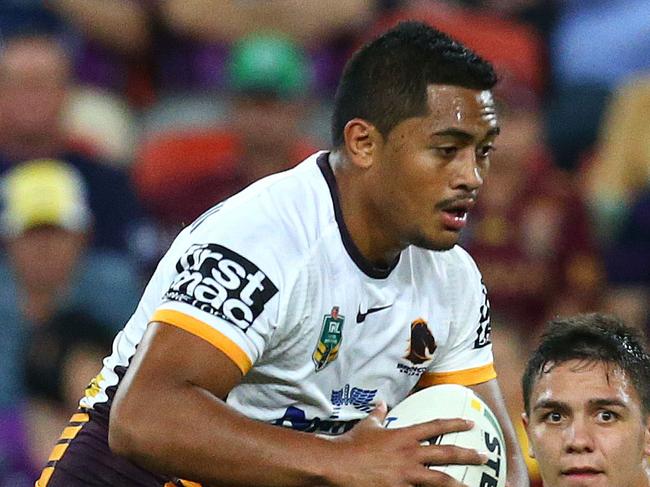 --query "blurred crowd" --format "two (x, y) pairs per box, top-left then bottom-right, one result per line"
(0, 1), (649, 485)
